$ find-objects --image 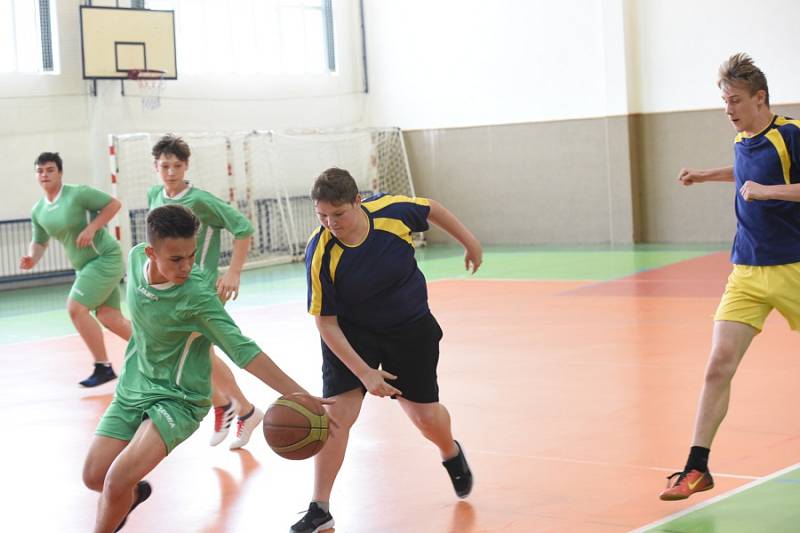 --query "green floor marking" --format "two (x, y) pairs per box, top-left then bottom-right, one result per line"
(639, 464), (800, 532)
(0, 244), (728, 344)
(414, 243), (726, 281)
